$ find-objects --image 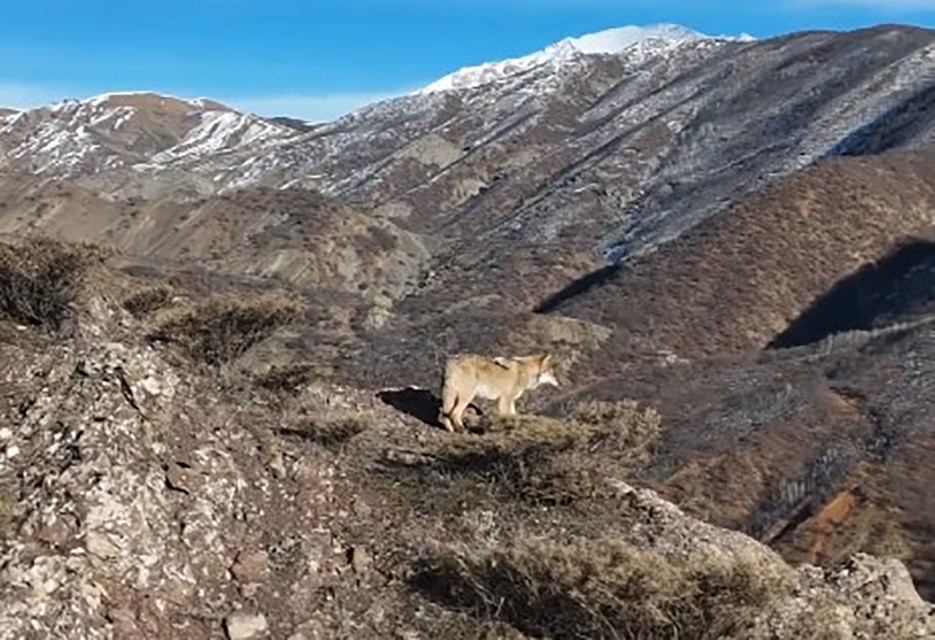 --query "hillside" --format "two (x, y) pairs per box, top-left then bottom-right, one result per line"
(0, 176), (429, 301)
(548, 317), (935, 603)
(538, 150), (935, 376)
(0, 249), (930, 637)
